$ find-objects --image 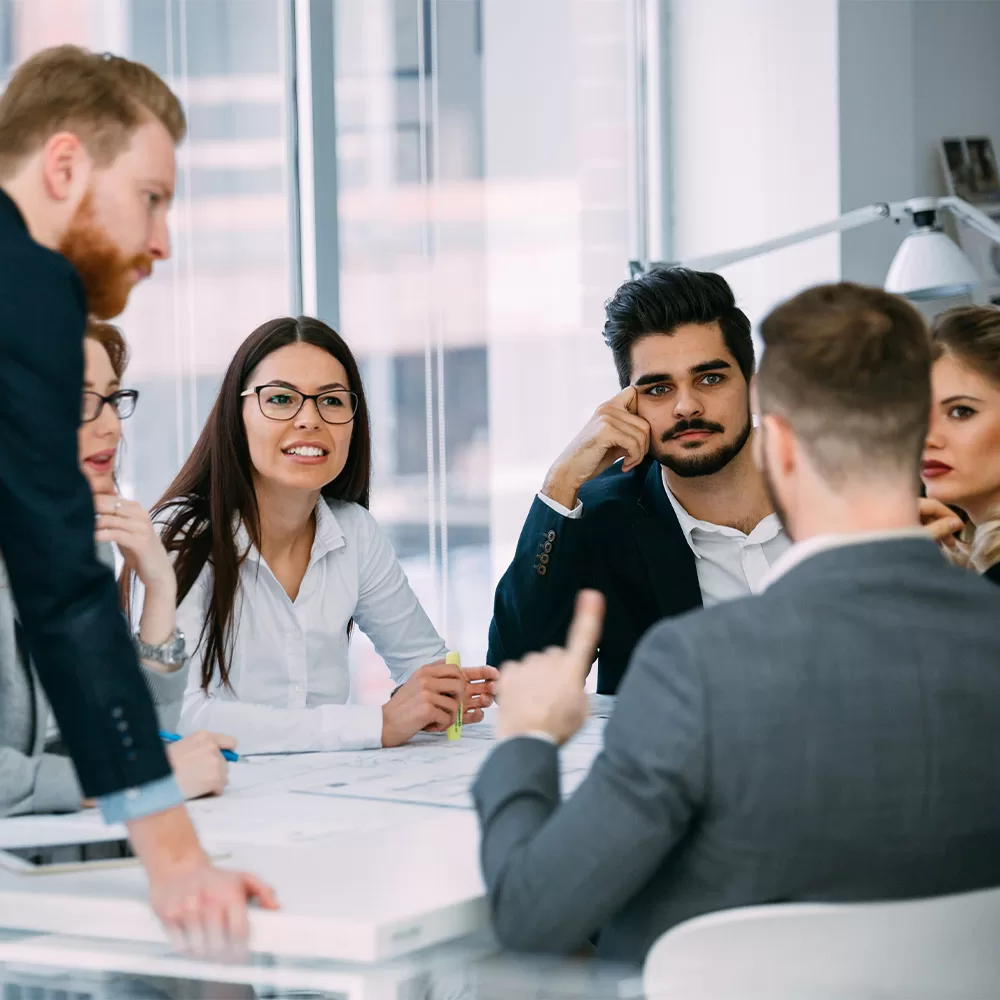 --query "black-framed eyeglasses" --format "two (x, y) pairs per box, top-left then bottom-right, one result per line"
(241, 384), (359, 425)
(81, 389), (139, 423)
